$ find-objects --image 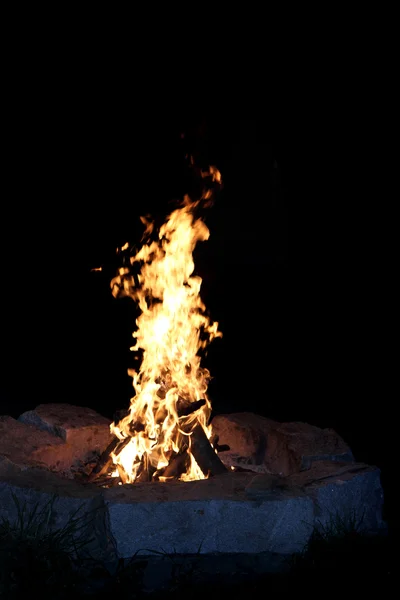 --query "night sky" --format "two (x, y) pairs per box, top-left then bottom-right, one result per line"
(1, 102), (393, 512)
